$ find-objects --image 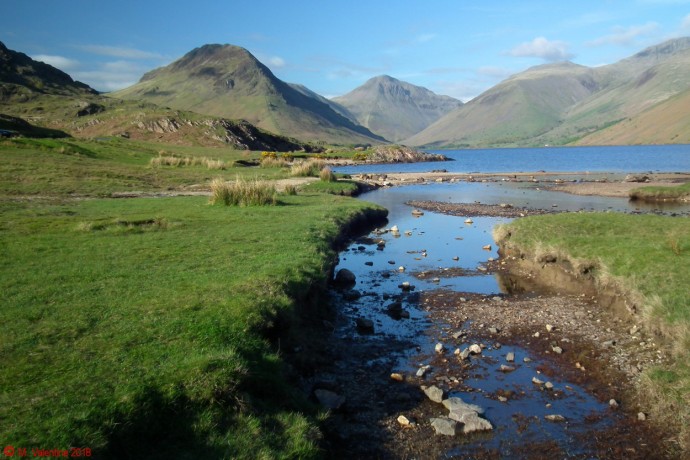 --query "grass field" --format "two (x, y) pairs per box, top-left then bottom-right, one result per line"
(0, 137), (386, 458)
(495, 212), (690, 450)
